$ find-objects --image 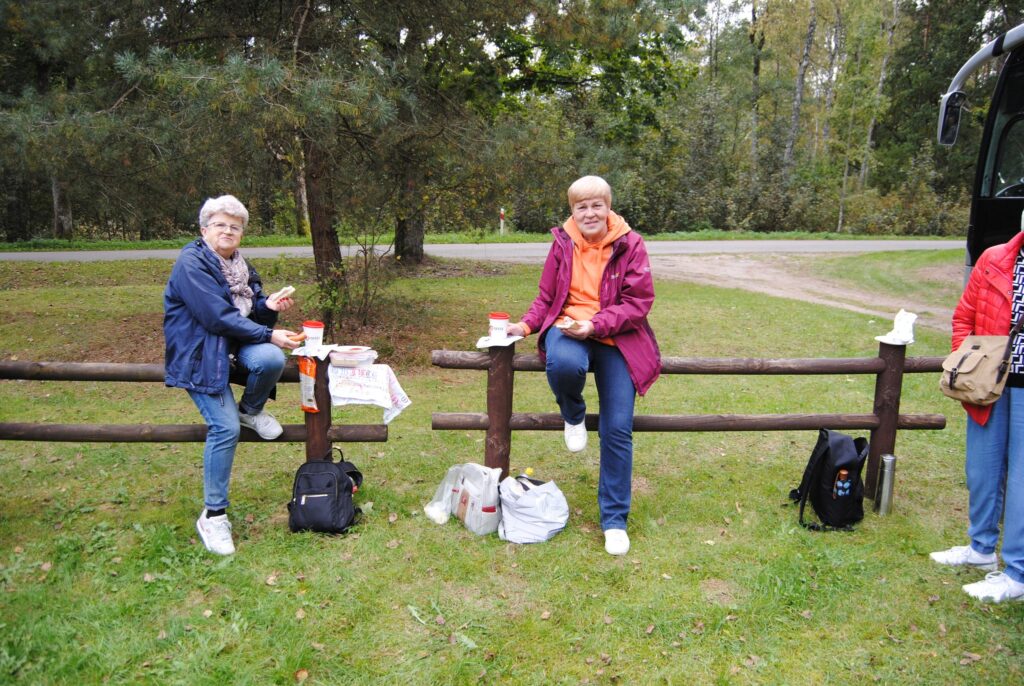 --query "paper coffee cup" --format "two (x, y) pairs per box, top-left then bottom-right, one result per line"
(302, 320), (325, 354)
(488, 312), (509, 341)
